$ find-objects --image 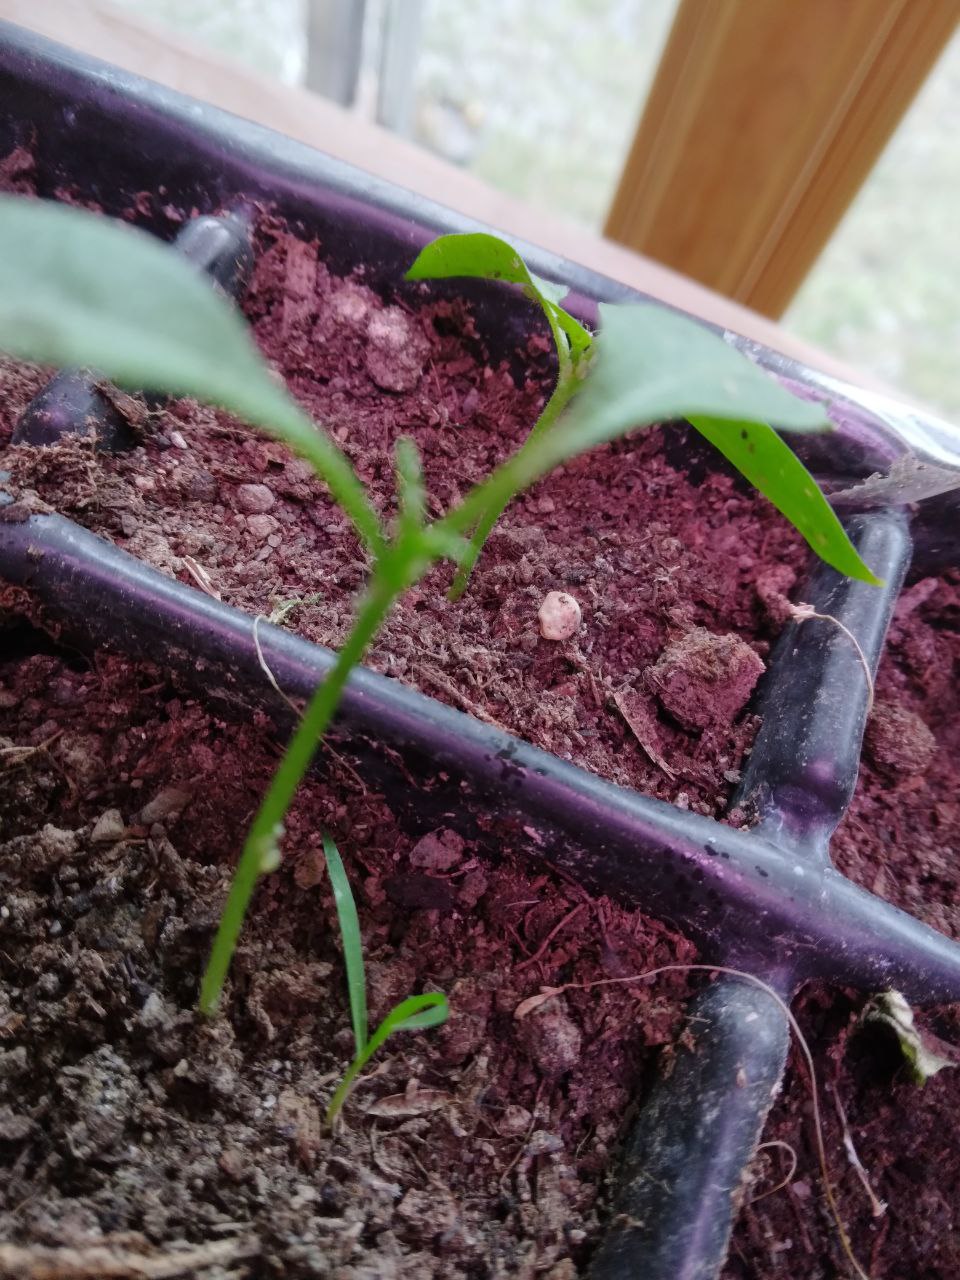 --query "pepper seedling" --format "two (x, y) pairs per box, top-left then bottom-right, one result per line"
(406, 231), (881, 594)
(0, 196), (879, 1021)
